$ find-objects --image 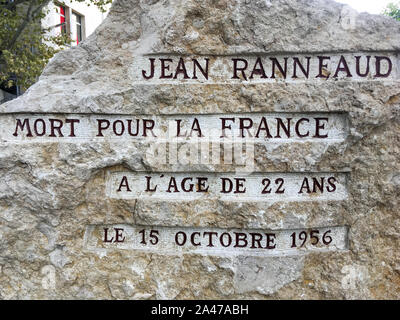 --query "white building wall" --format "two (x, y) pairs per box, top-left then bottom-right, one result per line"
(42, 1), (111, 47)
